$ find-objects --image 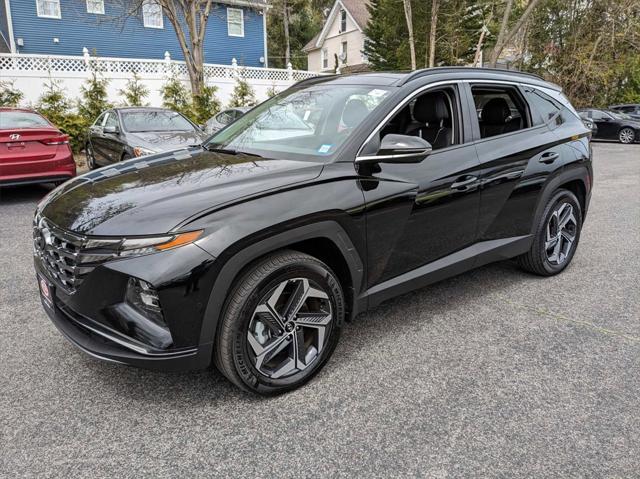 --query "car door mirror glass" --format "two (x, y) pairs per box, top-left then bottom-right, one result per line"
(357, 134), (432, 164)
